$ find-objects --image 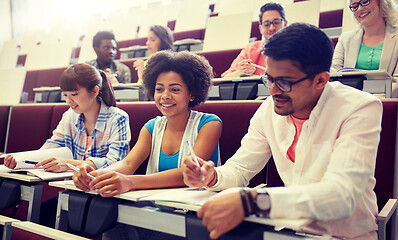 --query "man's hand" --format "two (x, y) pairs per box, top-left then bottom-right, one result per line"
(198, 190), (245, 239)
(182, 156), (216, 187)
(236, 59), (256, 75)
